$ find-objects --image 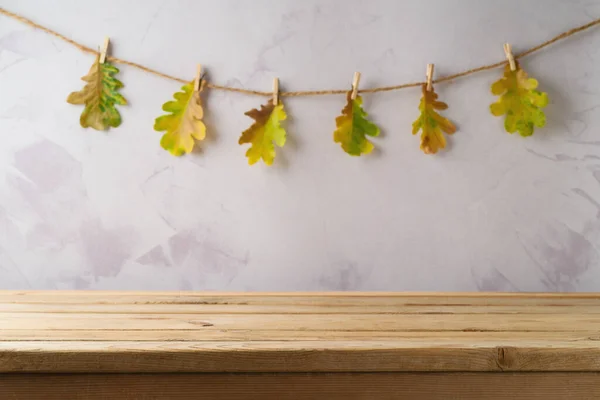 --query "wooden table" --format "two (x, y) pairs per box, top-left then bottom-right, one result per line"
(1, 291), (599, 399)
